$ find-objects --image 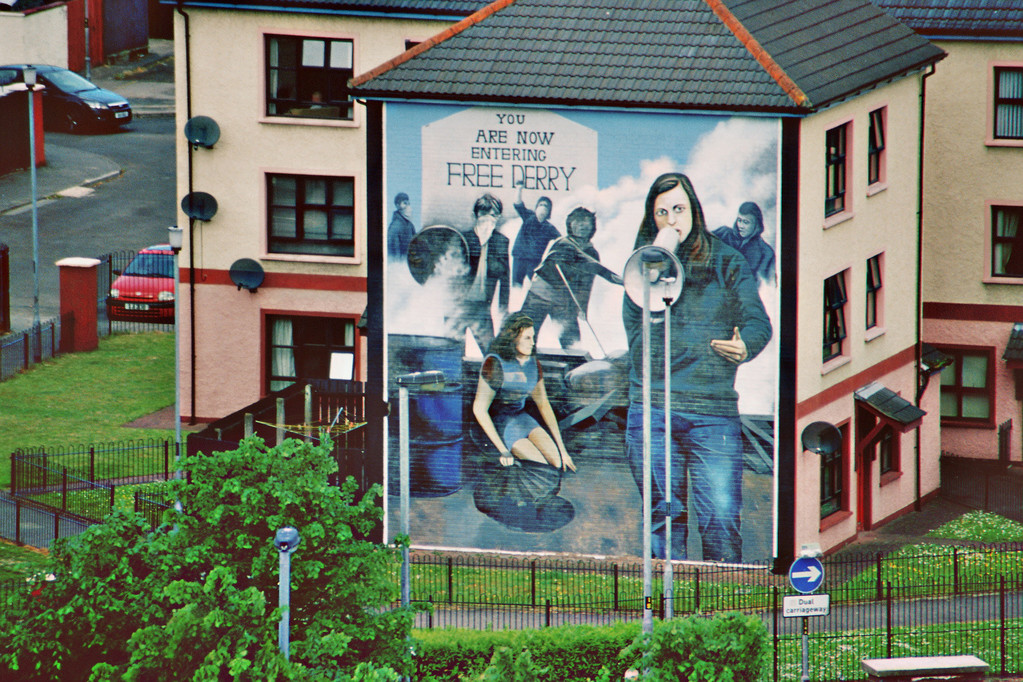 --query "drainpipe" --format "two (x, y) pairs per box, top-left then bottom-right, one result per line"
(177, 1), (197, 424)
(915, 64), (936, 512)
